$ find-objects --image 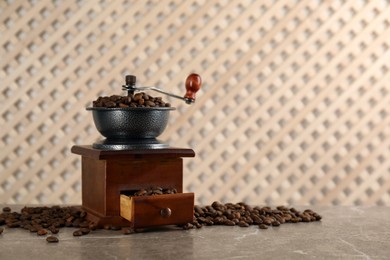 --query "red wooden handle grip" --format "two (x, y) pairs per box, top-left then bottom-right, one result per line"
(184, 73), (202, 103)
